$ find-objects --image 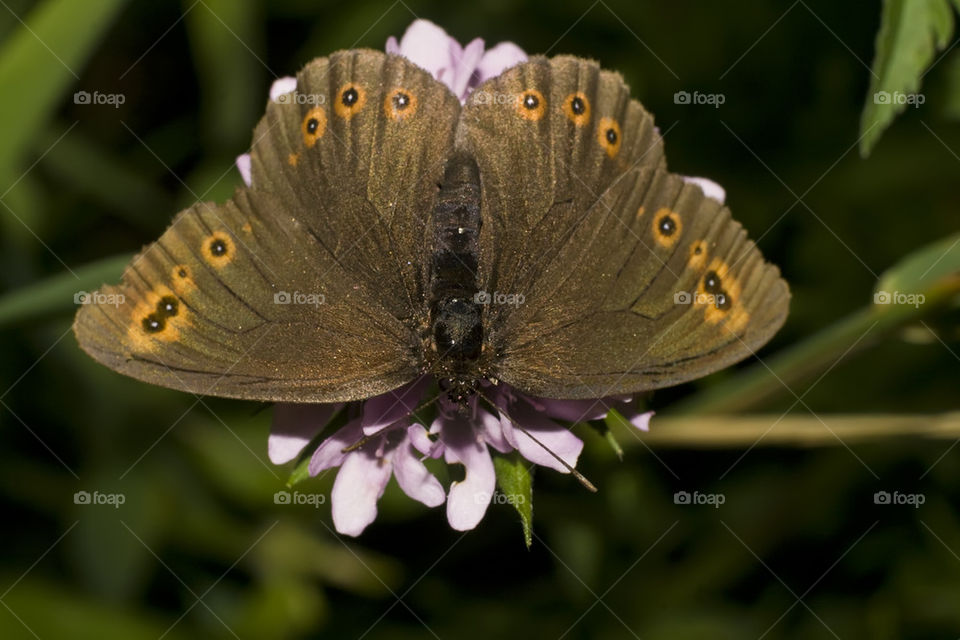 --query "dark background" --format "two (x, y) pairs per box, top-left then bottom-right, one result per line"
(1, 0), (959, 638)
